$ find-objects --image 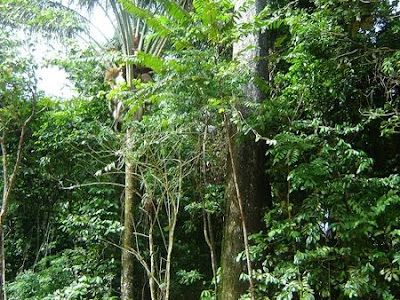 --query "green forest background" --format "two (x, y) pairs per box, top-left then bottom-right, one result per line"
(0, 0), (399, 299)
